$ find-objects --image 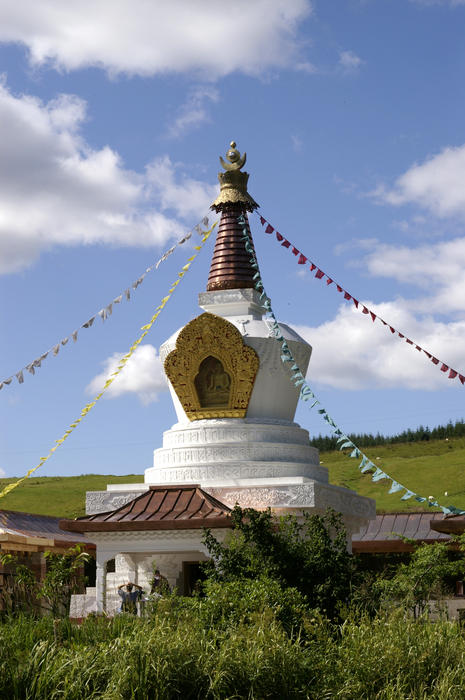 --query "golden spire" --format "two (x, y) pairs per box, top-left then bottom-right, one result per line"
(210, 141), (259, 213)
(206, 141), (260, 292)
